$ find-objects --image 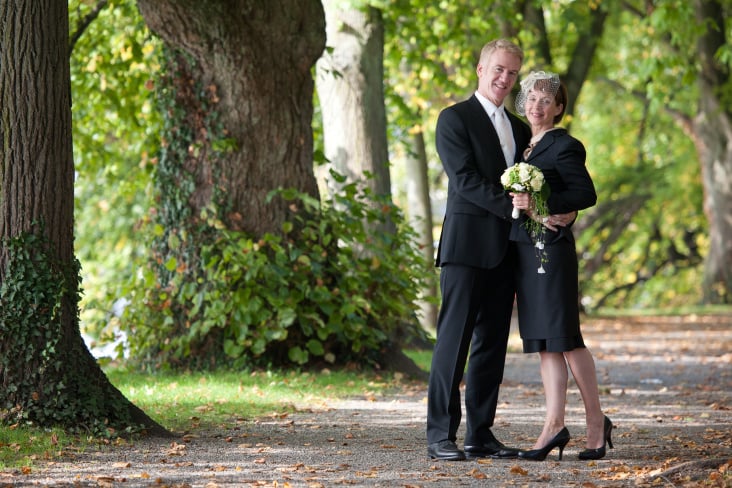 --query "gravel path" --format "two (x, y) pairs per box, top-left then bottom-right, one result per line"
(4, 314), (731, 487)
